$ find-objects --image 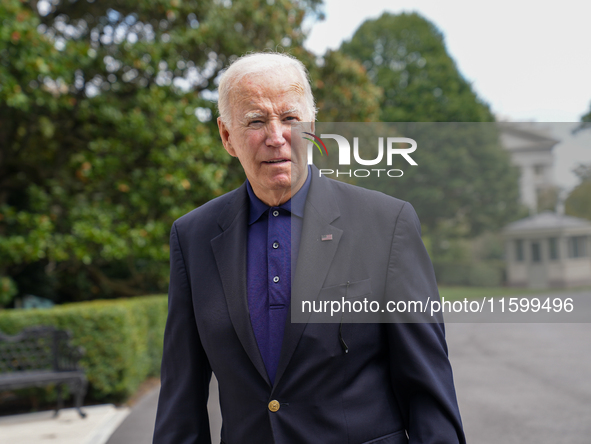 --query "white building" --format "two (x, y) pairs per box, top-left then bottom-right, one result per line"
(503, 211), (591, 288)
(499, 123), (560, 213)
